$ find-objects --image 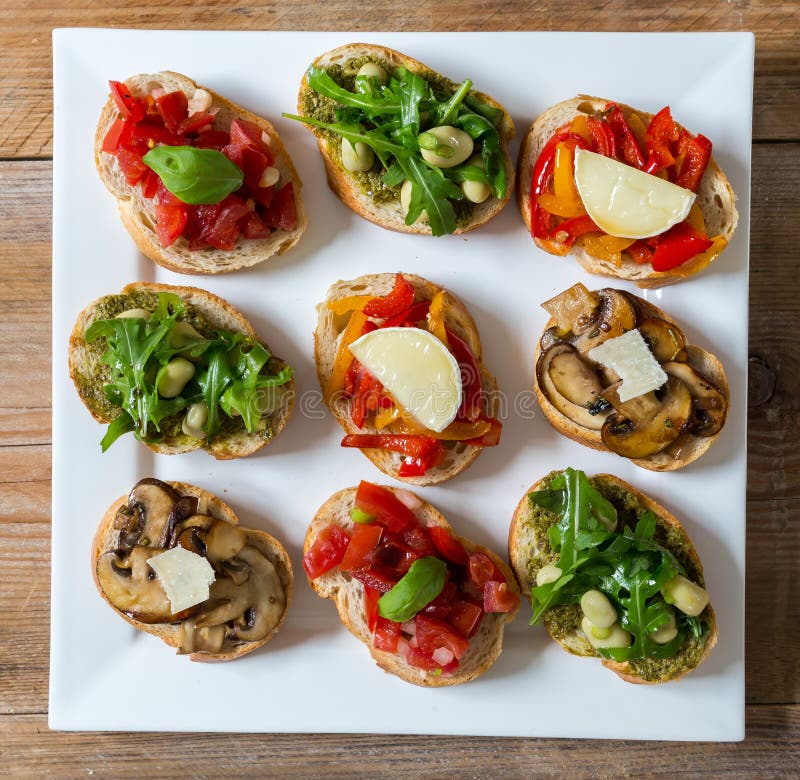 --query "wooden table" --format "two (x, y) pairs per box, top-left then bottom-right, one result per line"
(2, 2), (798, 776)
